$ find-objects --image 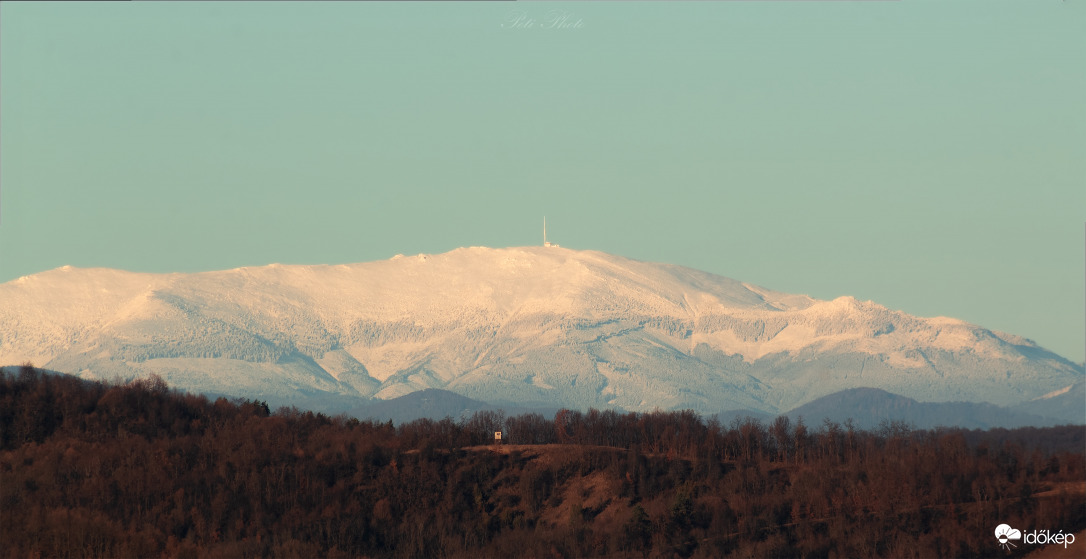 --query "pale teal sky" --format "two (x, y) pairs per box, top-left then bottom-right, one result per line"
(1, 2), (1083, 363)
